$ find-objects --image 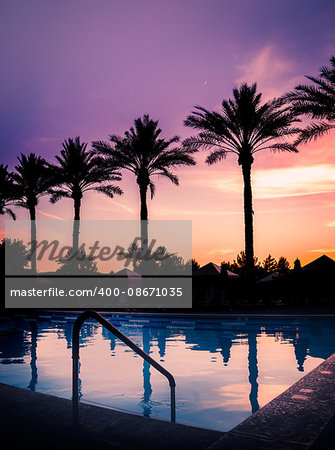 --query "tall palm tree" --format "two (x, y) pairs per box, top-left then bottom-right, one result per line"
(12, 153), (53, 273)
(50, 136), (122, 255)
(0, 164), (18, 220)
(284, 56), (335, 143)
(93, 114), (196, 250)
(184, 83), (299, 275)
